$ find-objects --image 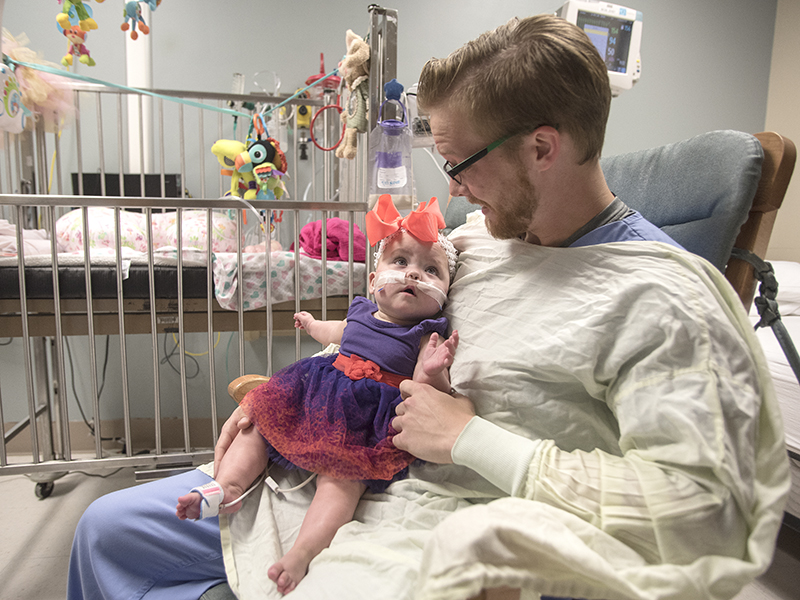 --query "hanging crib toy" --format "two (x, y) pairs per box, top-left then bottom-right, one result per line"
(211, 115), (288, 200)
